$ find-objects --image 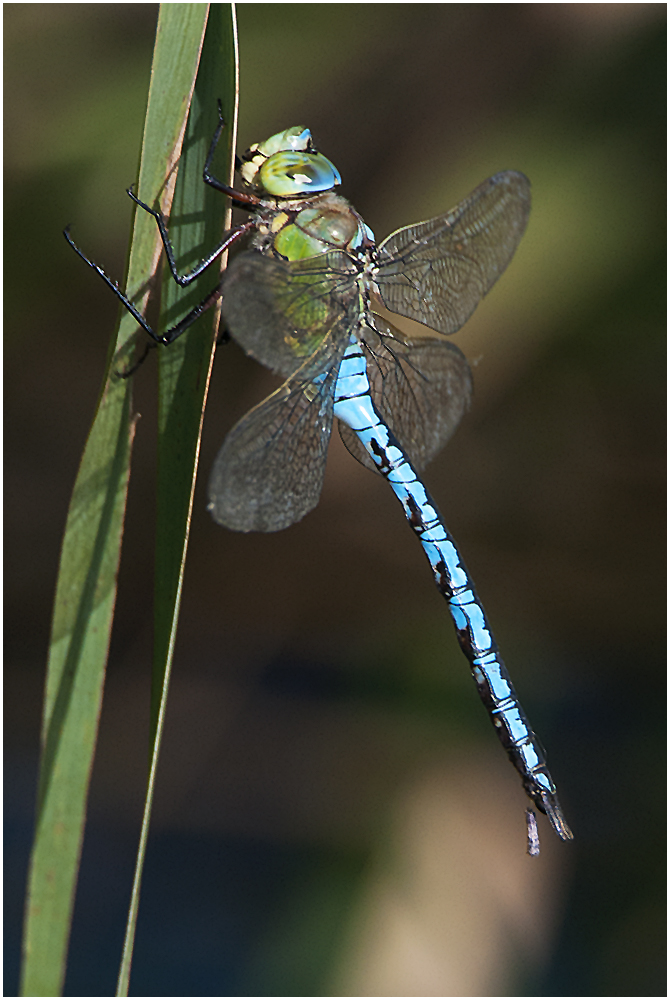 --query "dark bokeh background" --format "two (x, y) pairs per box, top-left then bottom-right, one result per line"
(5, 4), (665, 996)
